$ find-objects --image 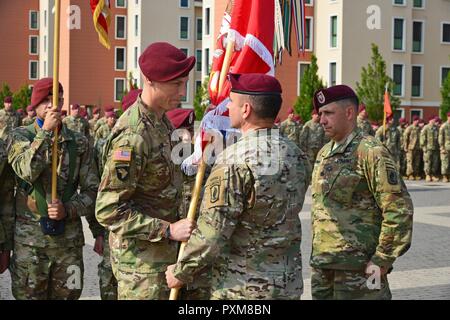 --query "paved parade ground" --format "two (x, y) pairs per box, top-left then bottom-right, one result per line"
(1, 180), (449, 300)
